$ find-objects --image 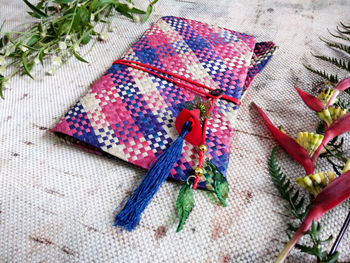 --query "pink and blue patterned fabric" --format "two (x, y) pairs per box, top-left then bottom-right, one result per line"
(52, 16), (276, 190)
